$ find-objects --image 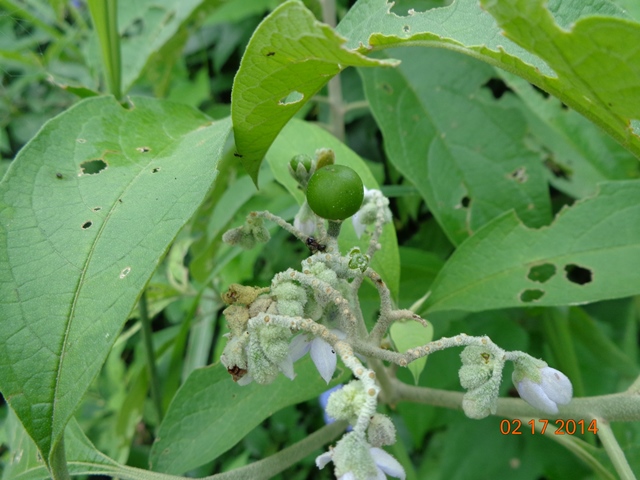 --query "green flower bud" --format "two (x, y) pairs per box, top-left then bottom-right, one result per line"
(273, 282), (306, 317)
(325, 380), (367, 424)
(248, 323), (293, 385)
(288, 154), (314, 188)
(461, 377), (500, 419)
